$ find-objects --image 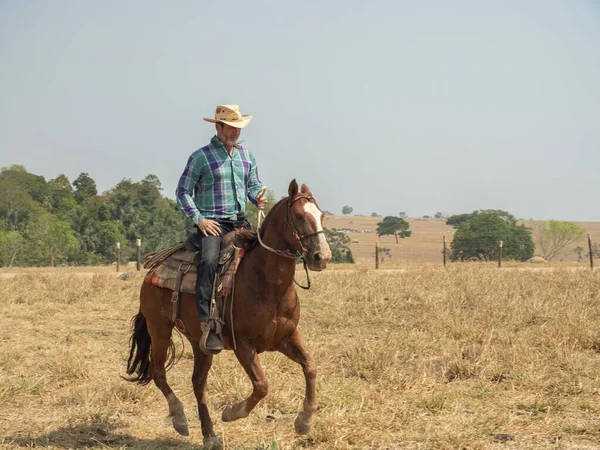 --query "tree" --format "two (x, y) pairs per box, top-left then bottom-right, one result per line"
(0, 166), (46, 231)
(137, 175), (163, 207)
(27, 214), (80, 266)
(342, 206), (353, 215)
(141, 174), (163, 191)
(68, 207), (101, 262)
(109, 192), (140, 232)
(0, 175), (41, 230)
(398, 212), (407, 218)
(450, 210), (534, 262)
(0, 165), (48, 205)
(371, 212), (379, 217)
(434, 212), (443, 219)
(73, 172), (98, 204)
(0, 223), (25, 267)
(446, 211), (479, 228)
(48, 174), (76, 216)
(95, 221), (126, 264)
(323, 228), (354, 263)
(376, 216), (412, 243)
(140, 202), (187, 253)
(529, 220), (587, 261)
